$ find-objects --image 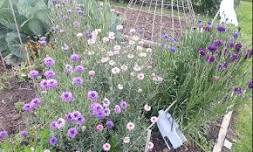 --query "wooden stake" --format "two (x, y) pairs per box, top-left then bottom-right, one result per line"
(213, 111), (233, 152)
(144, 129), (152, 152)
